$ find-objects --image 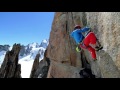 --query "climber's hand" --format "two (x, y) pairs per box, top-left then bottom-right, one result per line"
(76, 46), (81, 52)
